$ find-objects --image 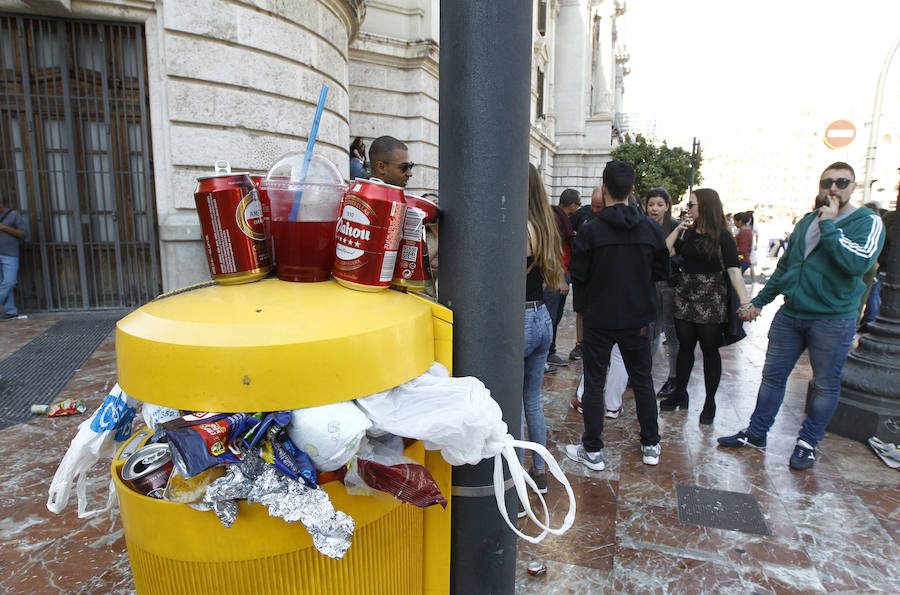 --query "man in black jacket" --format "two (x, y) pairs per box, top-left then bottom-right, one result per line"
(565, 160), (669, 470)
